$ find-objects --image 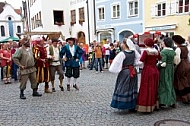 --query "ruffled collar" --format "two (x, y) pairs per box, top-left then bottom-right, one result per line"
(147, 47), (158, 53)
